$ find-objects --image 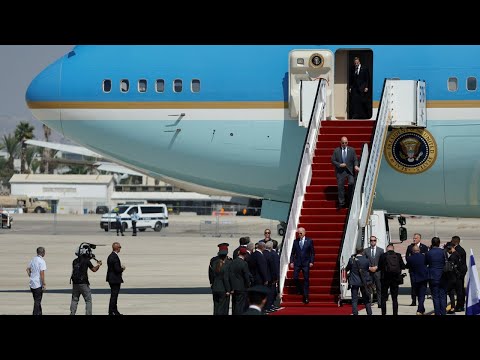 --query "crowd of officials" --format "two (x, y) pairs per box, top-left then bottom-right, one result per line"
(208, 229), (280, 315)
(346, 233), (467, 315)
